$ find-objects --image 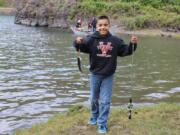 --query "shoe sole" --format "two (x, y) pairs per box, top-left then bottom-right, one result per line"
(87, 122), (97, 125)
(98, 130), (107, 134)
